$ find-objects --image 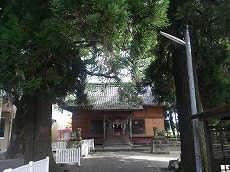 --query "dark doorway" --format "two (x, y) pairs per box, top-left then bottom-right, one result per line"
(91, 120), (103, 135)
(114, 124), (121, 135)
